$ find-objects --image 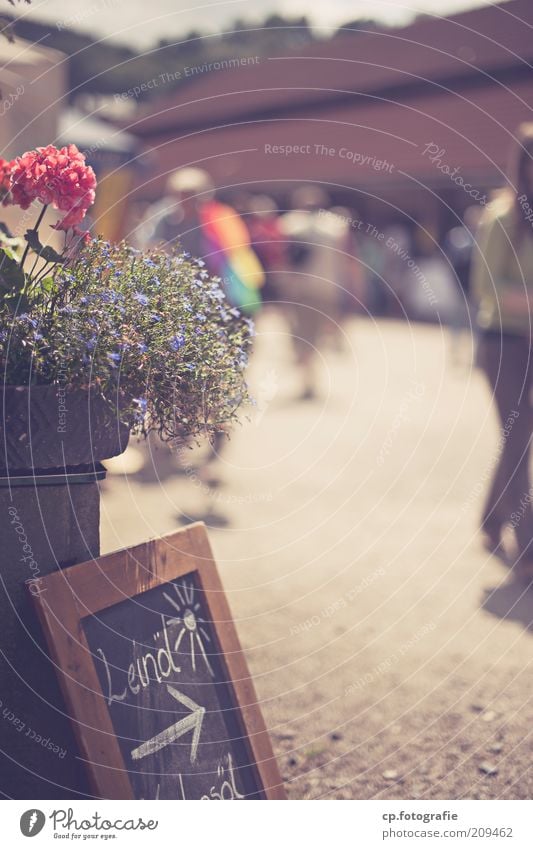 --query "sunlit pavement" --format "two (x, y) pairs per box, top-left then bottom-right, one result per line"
(100, 314), (533, 800)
